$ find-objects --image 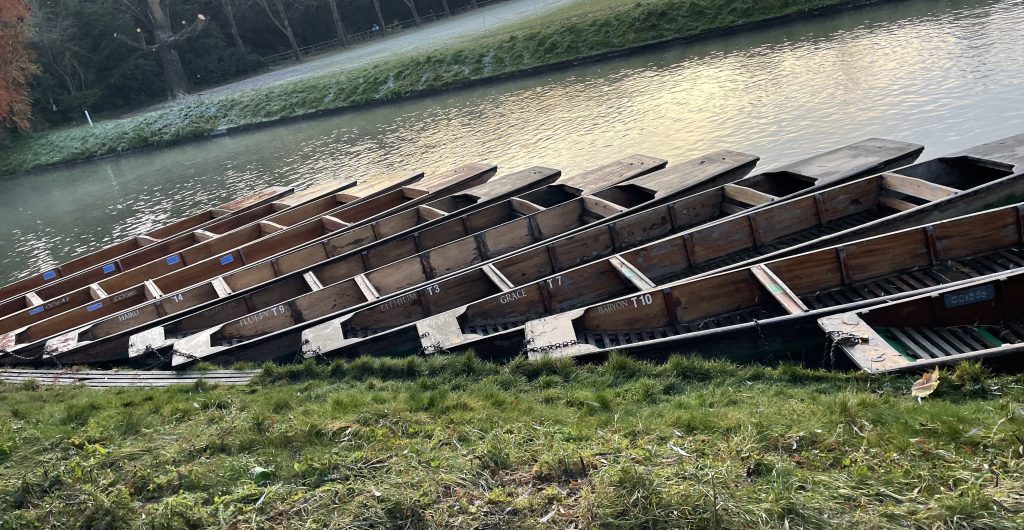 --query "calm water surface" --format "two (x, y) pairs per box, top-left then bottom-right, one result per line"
(2, 0), (1023, 284)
